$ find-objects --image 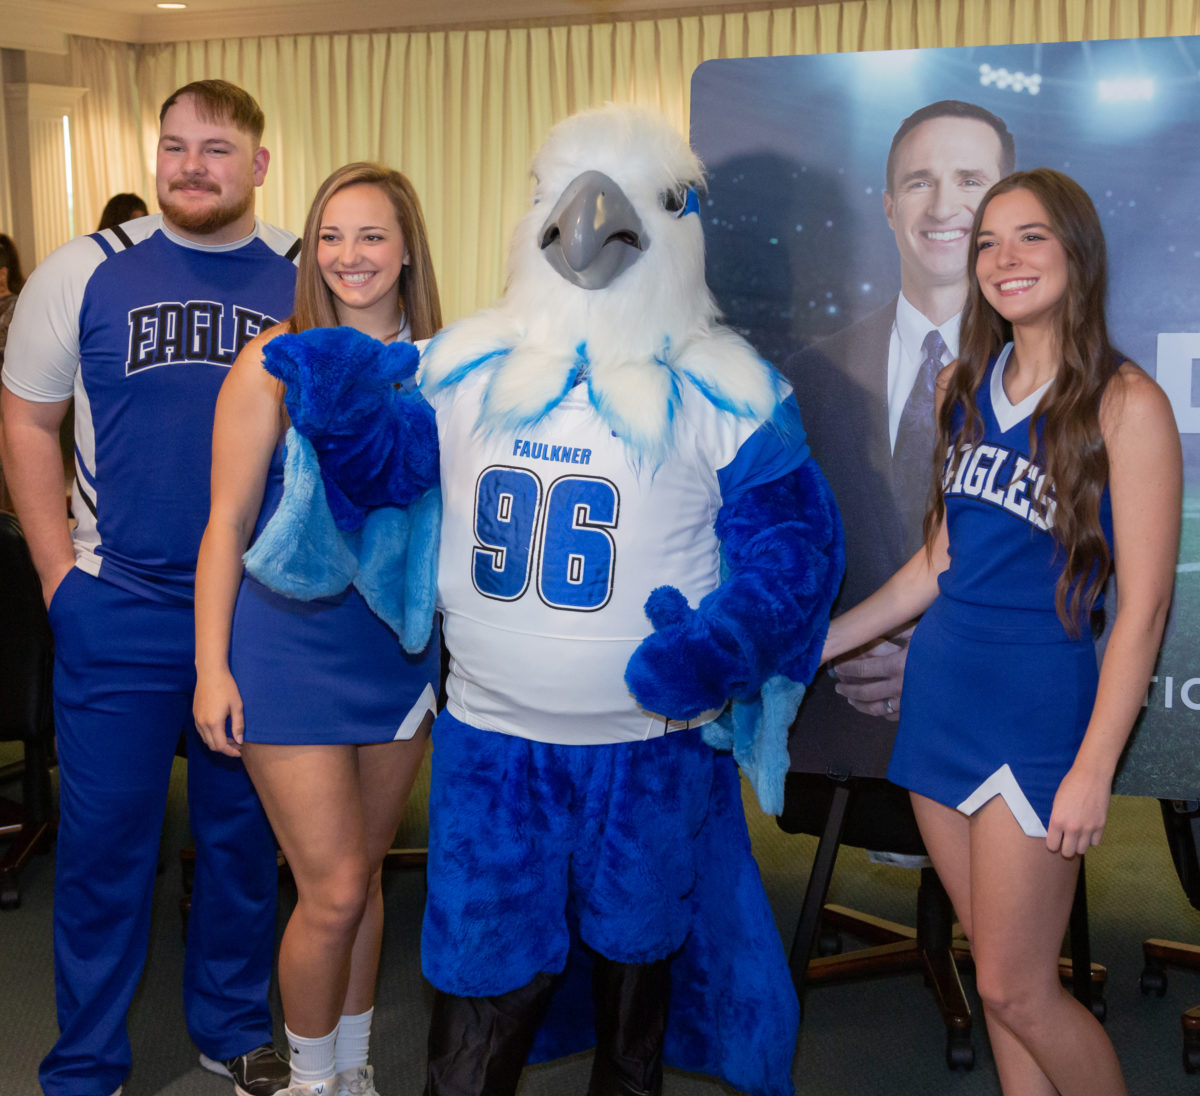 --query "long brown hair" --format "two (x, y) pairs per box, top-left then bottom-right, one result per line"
(0, 233), (25, 294)
(290, 163), (442, 340)
(925, 168), (1120, 634)
(97, 193), (148, 231)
